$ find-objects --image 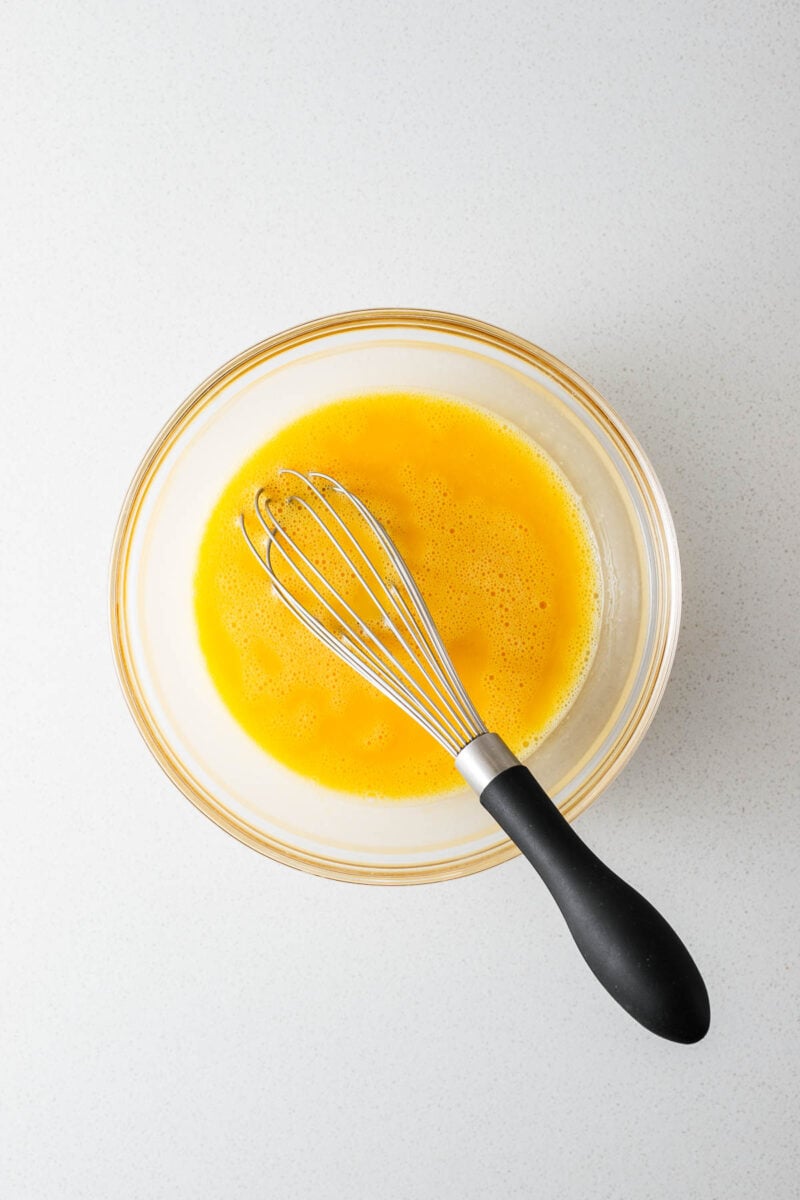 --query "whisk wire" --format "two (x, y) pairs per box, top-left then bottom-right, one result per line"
(322, 475), (485, 735)
(278, 473), (474, 740)
(240, 514), (461, 752)
(263, 496), (472, 747)
(239, 471), (486, 754)
(259, 507), (461, 746)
